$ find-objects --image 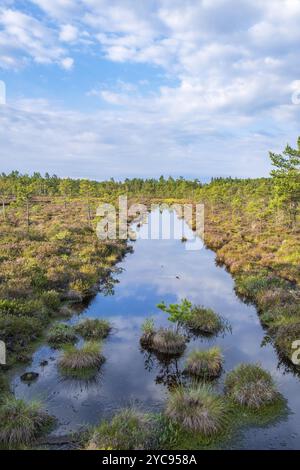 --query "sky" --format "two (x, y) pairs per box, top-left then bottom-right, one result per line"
(0, 0), (300, 181)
